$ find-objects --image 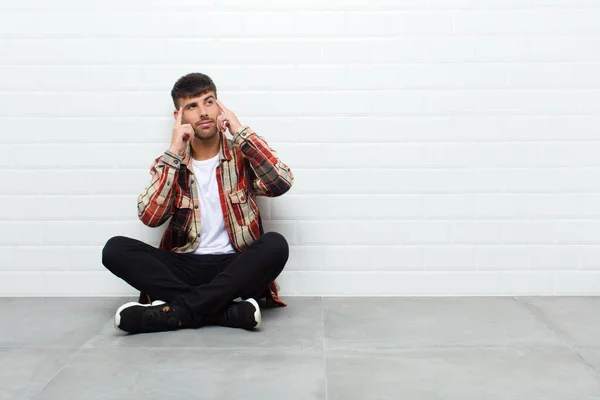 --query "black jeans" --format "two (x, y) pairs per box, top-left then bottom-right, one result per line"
(102, 232), (288, 325)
